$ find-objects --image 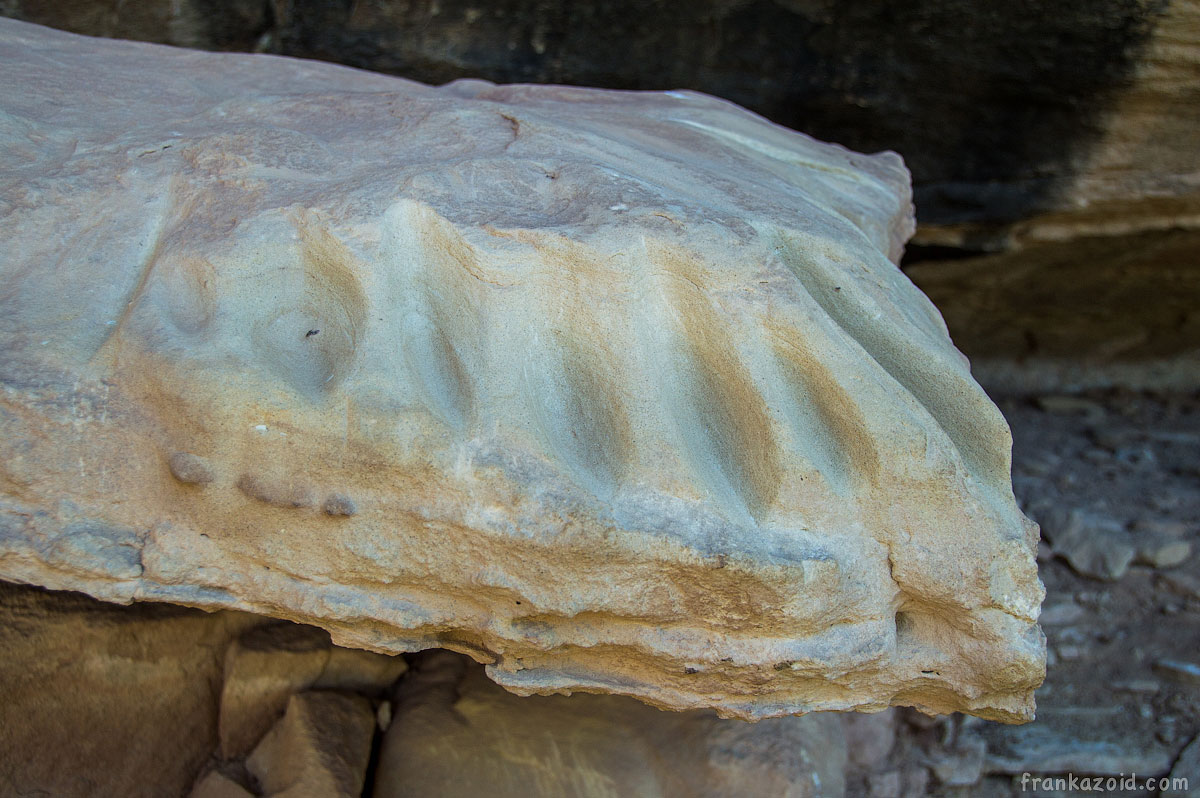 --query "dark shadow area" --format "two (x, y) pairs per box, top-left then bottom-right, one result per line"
(267, 0), (1168, 226)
